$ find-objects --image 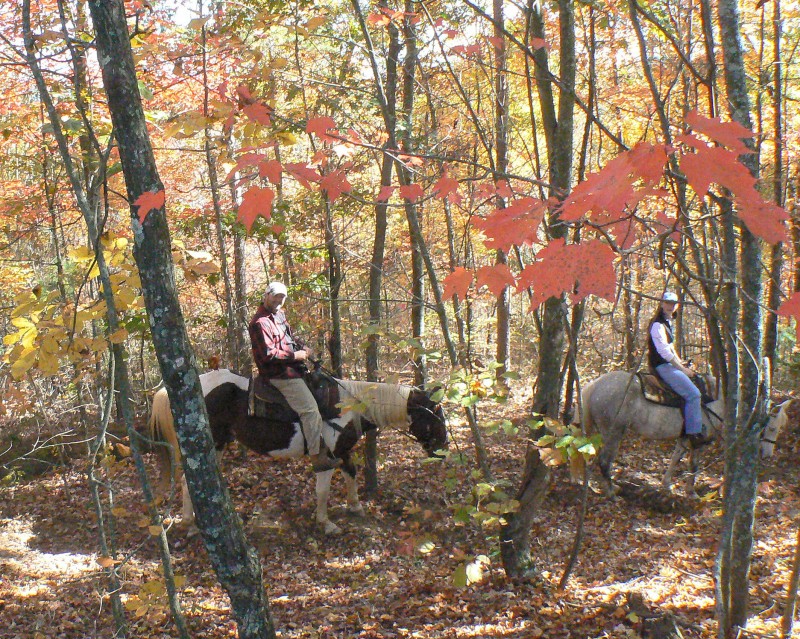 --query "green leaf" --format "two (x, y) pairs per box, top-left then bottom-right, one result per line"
(138, 80), (154, 101)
